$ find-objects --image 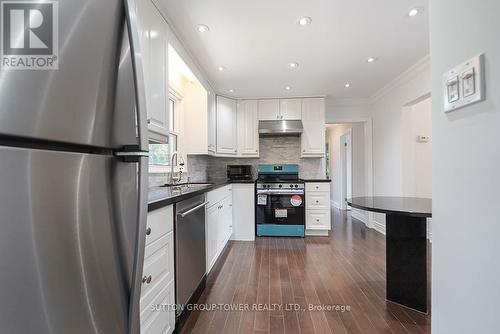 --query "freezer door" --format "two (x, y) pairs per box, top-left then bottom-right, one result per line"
(0, 0), (140, 149)
(0, 146), (141, 334)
